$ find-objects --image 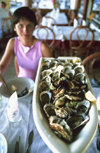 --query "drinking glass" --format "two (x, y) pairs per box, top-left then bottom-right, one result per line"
(7, 105), (22, 128)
